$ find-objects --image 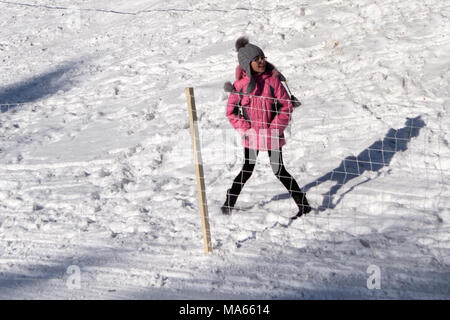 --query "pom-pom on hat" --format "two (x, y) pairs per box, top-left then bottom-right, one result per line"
(236, 36), (265, 93)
